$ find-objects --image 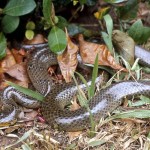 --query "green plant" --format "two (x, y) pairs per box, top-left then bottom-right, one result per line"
(42, 0), (98, 55)
(73, 54), (99, 137)
(101, 14), (114, 55)
(41, 0), (67, 54)
(6, 81), (44, 101)
(0, 0), (36, 59)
